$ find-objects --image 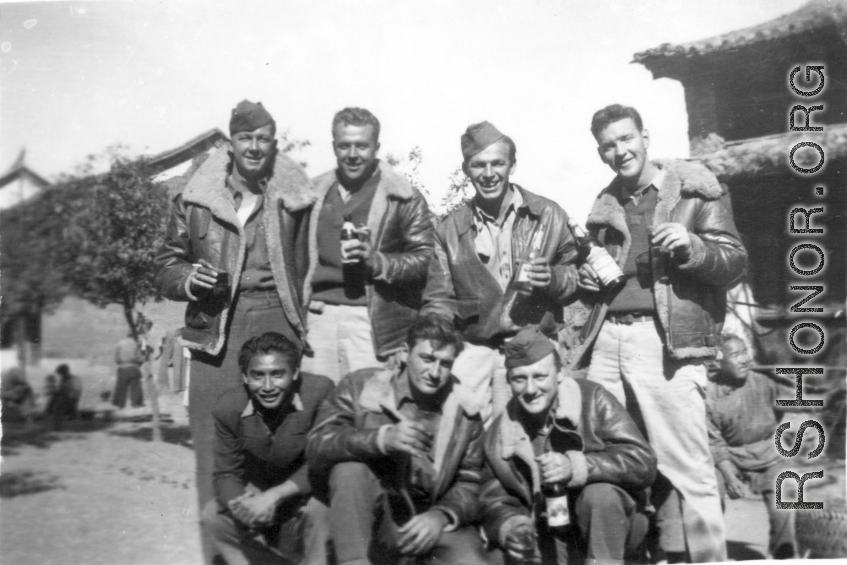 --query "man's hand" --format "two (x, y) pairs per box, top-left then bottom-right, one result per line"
(536, 452), (572, 484)
(503, 521), (537, 561)
(383, 420), (433, 459)
(524, 257), (551, 289)
(341, 227), (376, 270)
(718, 460), (745, 500)
(397, 510), (448, 556)
(228, 490), (282, 527)
(651, 222), (693, 262)
(188, 259), (219, 292)
(577, 263), (601, 292)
